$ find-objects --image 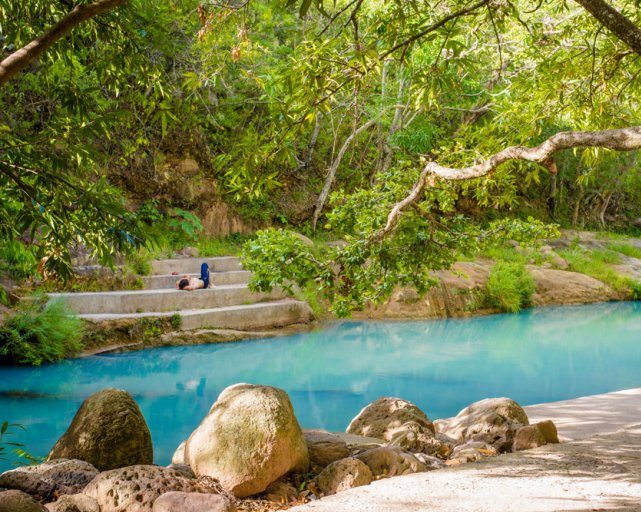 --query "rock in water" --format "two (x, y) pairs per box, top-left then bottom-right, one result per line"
(0, 490), (46, 512)
(314, 458), (372, 496)
(83, 465), (201, 512)
(48, 389), (153, 471)
(434, 397), (529, 452)
(346, 397), (442, 455)
(152, 492), (236, 512)
(185, 383), (309, 498)
(304, 430), (350, 468)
